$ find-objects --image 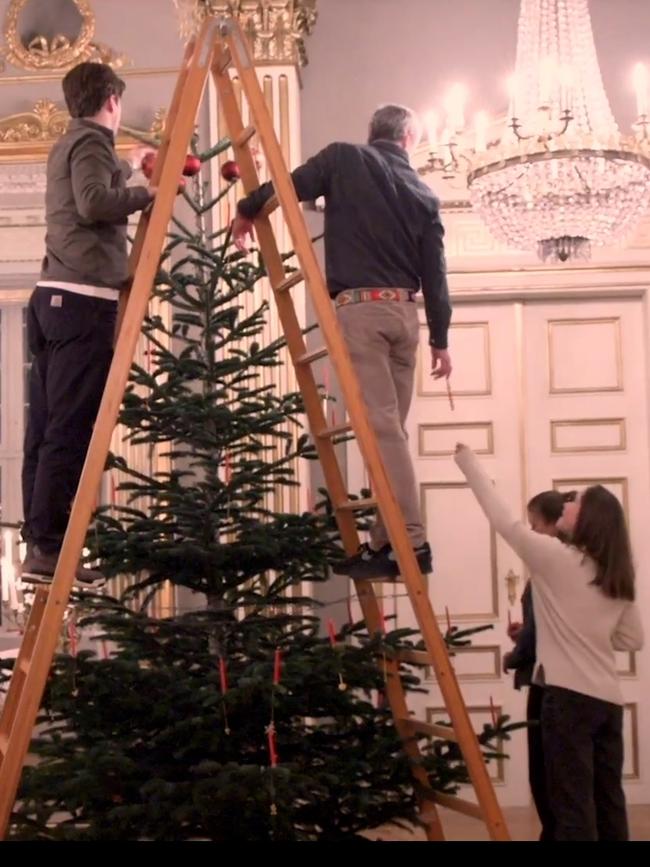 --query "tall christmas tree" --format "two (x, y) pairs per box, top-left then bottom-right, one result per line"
(4, 142), (520, 841)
